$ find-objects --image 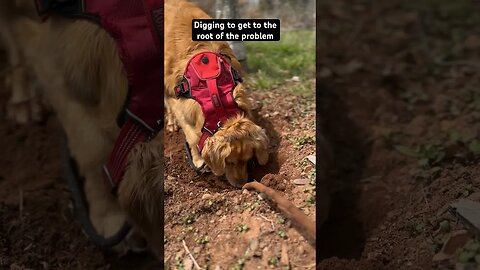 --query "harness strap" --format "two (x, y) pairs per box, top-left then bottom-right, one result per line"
(184, 139), (206, 172)
(176, 52), (244, 157)
(174, 77), (191, 98)
(103, 120), (148, 192)
(35, 0), (165, 192)
(206, 79), (227, 122)
(197, 131), (211, 153)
